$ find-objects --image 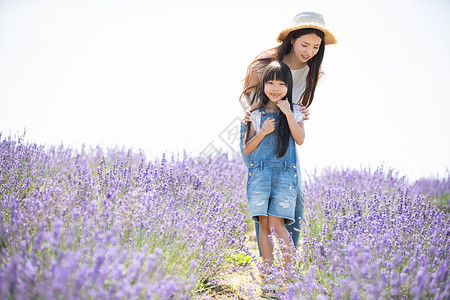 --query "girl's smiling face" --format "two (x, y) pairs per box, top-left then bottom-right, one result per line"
(291, 33), (322, 63)
(264, 79), (288, 103)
